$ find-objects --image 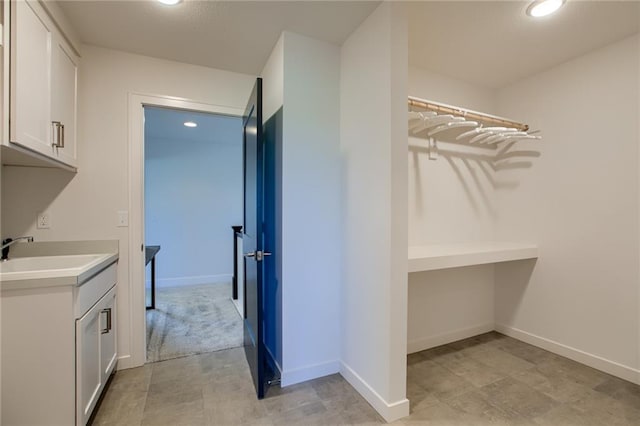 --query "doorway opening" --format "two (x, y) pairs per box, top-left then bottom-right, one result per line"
(128, 89), (280, 400)
(143, 106), (244, 363)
